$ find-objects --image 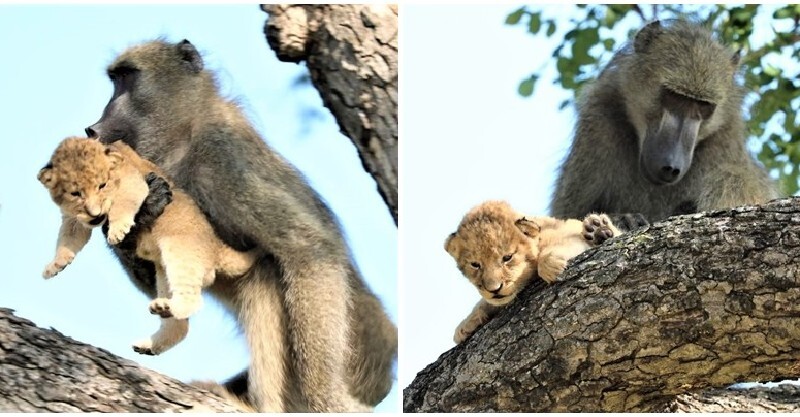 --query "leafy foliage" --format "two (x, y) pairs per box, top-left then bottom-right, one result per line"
(507, 5), (800, 195)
